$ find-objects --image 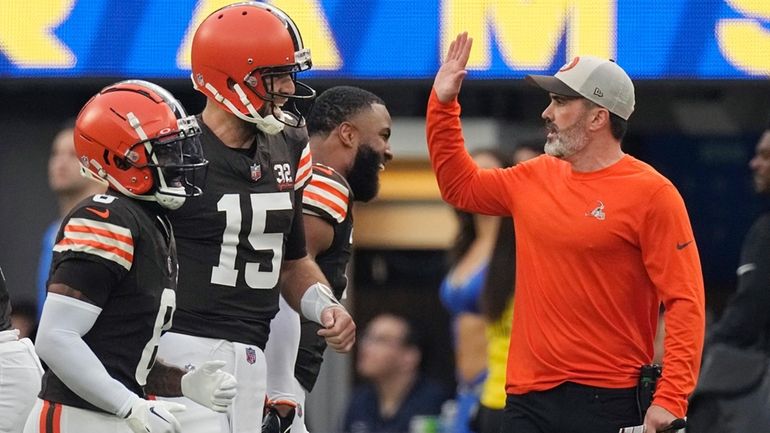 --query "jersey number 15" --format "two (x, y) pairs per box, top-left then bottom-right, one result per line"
(211, 193), (292, 289)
